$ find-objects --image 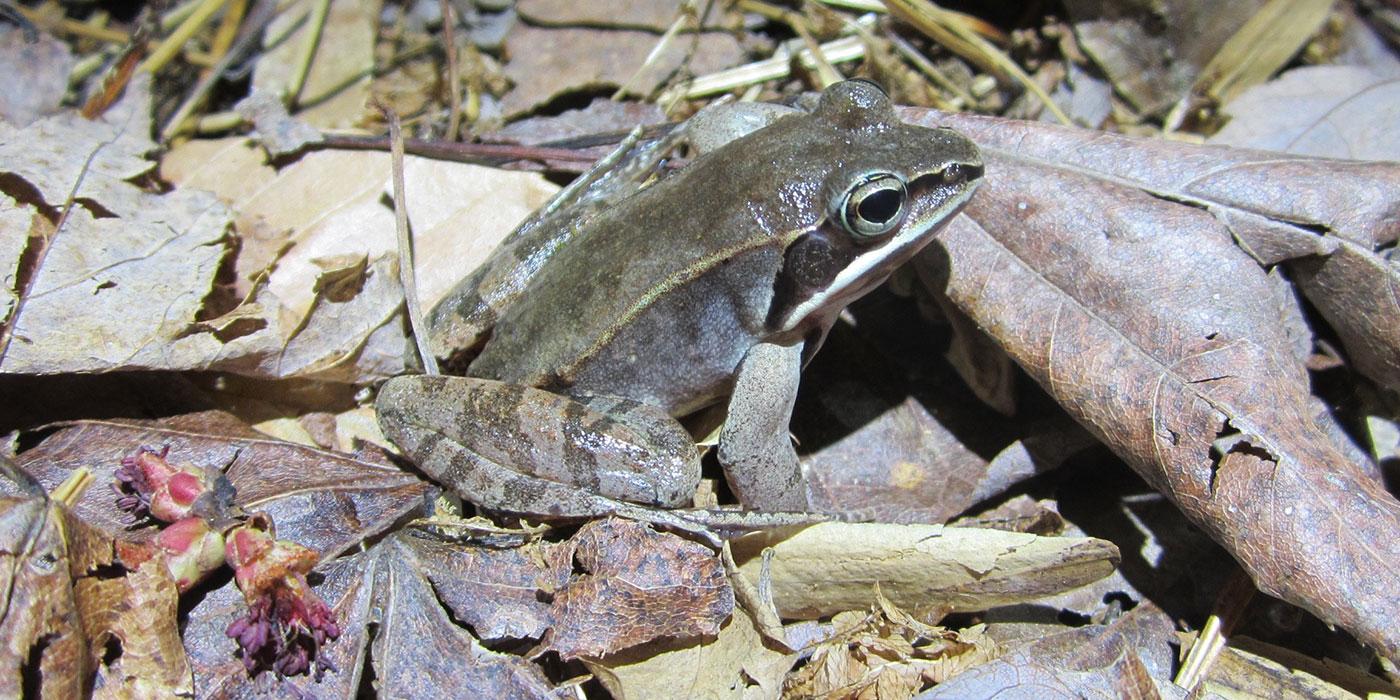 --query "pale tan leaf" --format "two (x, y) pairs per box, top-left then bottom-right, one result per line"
(586, 606), (796, 700)
(729, 523), (1119, 620)
(158, 137), (557, 382)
